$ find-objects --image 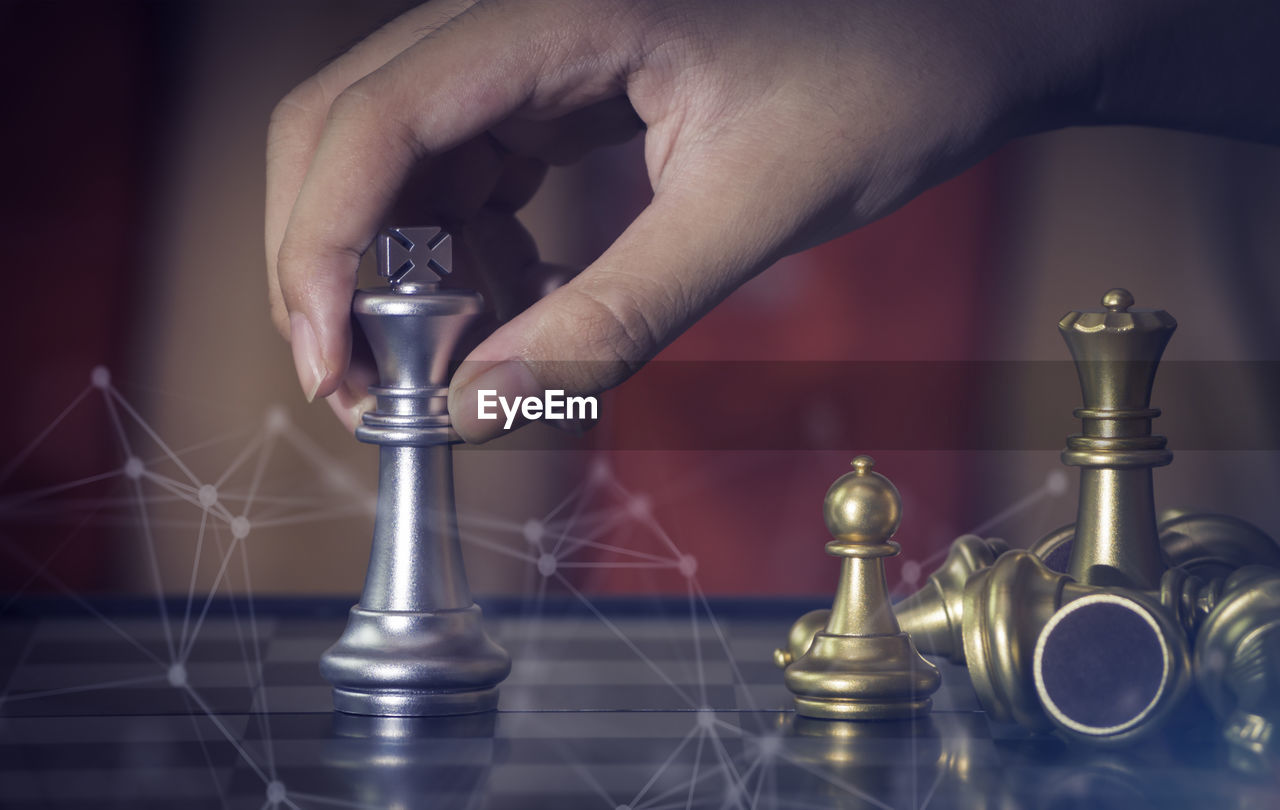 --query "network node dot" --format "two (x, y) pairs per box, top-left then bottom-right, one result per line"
(198, 484), (218, 508)
(696, 707), (716, 729)
(627, 494), (651, 519)
(167, 663), (187, 688)
(324, 469), (352, 491)
(537, 554), (557, 578)
(264, 405), (290, 435)
(901, 560), (922, 586)
(266, 780), (287, 804)
(89, 365), (111, 389)
(589, 459), (611, 483)
(678, 554), (698, 578)
(231, 516), (251, 540)
(123, 457), (144, 480)
(1045, 469), (1069, 496)
(523, 518), (544, 546)
(755, 733), (781, 758)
